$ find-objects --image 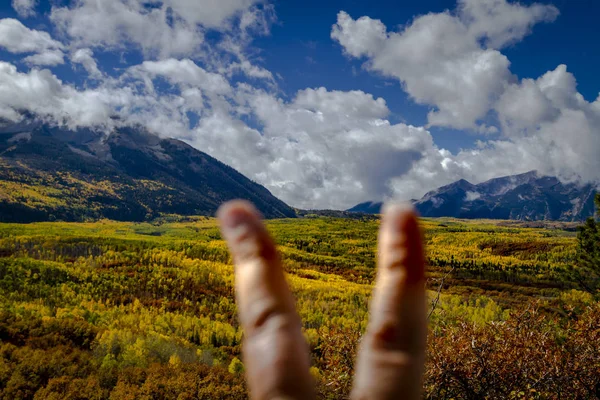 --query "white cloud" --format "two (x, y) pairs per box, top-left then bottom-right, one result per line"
(226, 60), (274, 81)
(536, 64), (586, 110)
(331, 0), (558, 131)
(293, 87), (389, 119)
(493, 66), (600, 183)
(496, 78), (557, 132)
(0, 19), (65, 66)
(330, 11), (387, 58)
(0, 61), (99, 124)
(23, 50), (65, 66)
(332, 11), (510, 130)
(50, 1), (202, 59)
(70, 48), (102, 78)
(11, 0), (38, 18)
(495, 64), (591, 136)
(0, 18), (64, 54)
(128, 58), (233, 96)
(458, 0), (559, 49)
(192, 86), (435, 209)
(0, 61), (143, 128)
(50, 0), (268, 59)
(386, 73), (600, 203)
(465, 191), (481, 201)
(167, 0), (260, 28)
